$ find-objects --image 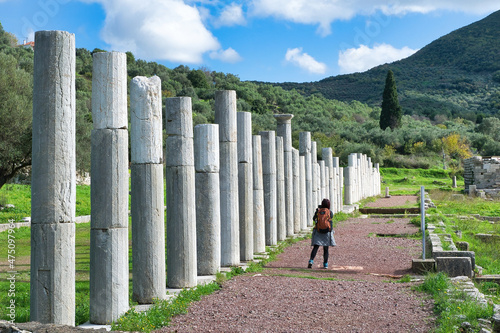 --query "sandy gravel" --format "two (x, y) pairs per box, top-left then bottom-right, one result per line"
(164, 200), (436, 333)
(364, 195), (418, 208)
